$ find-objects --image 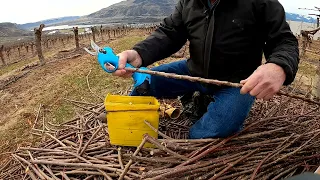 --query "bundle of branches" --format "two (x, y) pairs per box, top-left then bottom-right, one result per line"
(1, 87), (320, 180)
